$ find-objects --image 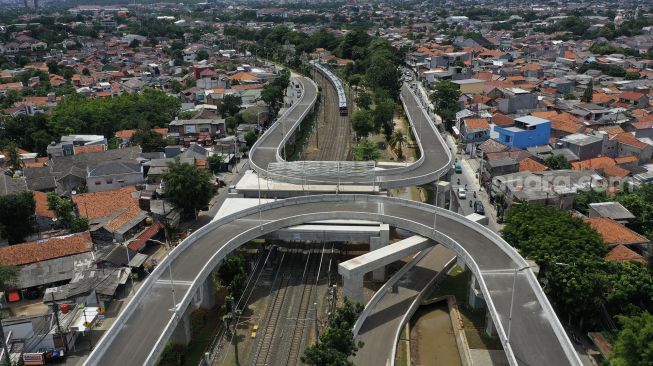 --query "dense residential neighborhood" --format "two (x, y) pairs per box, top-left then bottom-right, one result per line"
(0, 0), (652, 365)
